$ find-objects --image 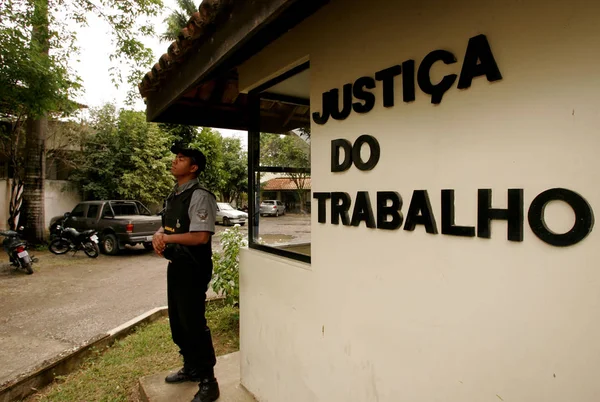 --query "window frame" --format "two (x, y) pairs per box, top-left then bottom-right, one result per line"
(247, 61), (311, 264)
